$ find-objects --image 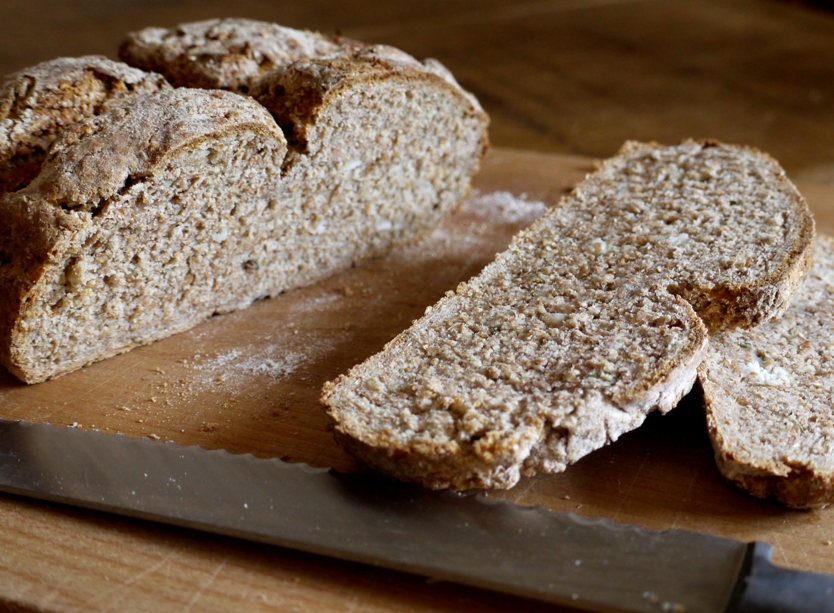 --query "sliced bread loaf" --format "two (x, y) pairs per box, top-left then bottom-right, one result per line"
(0, 56), (169, 198)
(0, 33), (488, 383)
(701, 235), (834, 509)
(322, 140), (815, 490)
